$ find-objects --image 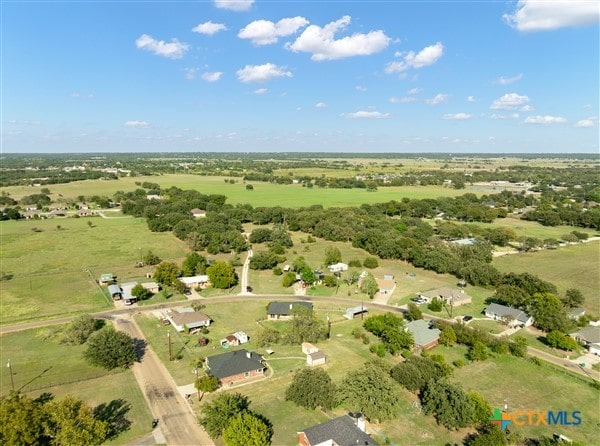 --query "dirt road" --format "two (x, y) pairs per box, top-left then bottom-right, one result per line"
(113, 315), (214, 446)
